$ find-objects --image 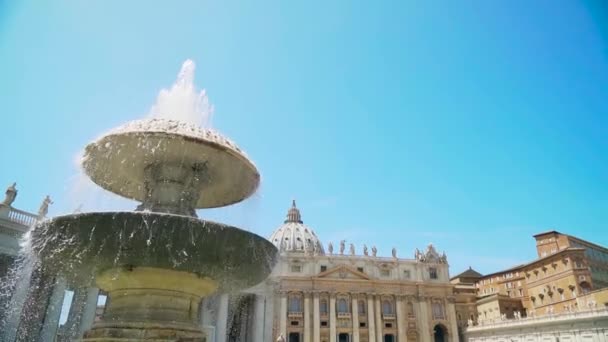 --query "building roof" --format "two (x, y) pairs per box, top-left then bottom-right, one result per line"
(533, 230), (608, 253)
(451, 266), (483, 280)
(268, 200), (325, 255)
(477, 247), (586, 280)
